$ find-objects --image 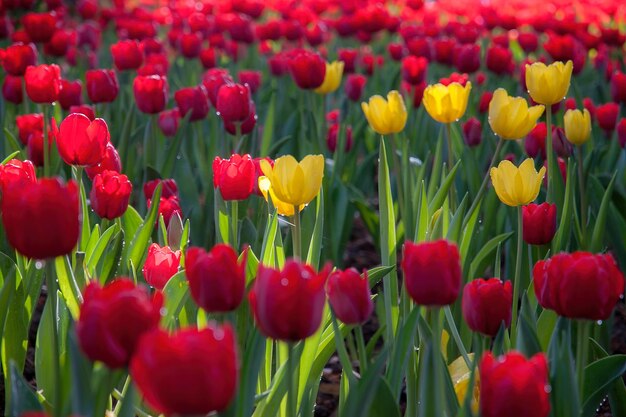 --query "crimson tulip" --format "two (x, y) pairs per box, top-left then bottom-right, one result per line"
(174, 85), (210, 122)
(518, 31), (539, 53)
(85, 143), (122, 180)
(345, 74), (366, 102)
(462, 278), (513, 336)
(480, 351), (550, 417)
(238, 70), (262, 94)
(70, 105), (96, 121)
(143, 178), (178, 200)
(111, 39), (143, 71)
(200, 47), (217, 69)
(58, 79), (83, 110)
(523, 203), (557, 245)
(90, 170), (132, 220)
(1, 178), (78, 259)
(0, 159), (36, 192)
(533, 252), (625, 320)
(130, 325), (239, 416)
(387, 43), (405, 61)
(185, 244), (246, 312)
(44, 29), (74, 58)
(22, 12), (57, 43)
(77, 278), (163, 369)
(401, 56), (428, 85)
(212, 154), (255, 201)
(288, 49), (326, 89)
(596, 102), (619, 133)
(486, 46), (514, 75)
(24, 64), (61, 103)
(326, 268), (373, 325)
(2, 43), (37, 76)
(249, 260), (331, 341)
(57, 113), (109, 166)
(178, 32), (202, 58)
(454, 43), (481, 74)
(479, 91), (493, 114)
(142, 243), (181, 290)
(326, 124), (353, 152)
(202, 68), (234, 106)
(2, 75), (23, 104)
(462, 117), (482, 147)
(86, 69), (119, 103)
(611, 72), (626, 104)
(338, 48), (358, 73)
(216, 83), (251, 124)
(401, 240), (461, 306)
(158, 108), (181, 137)
(223, 101), (257, 136)
(16, 115), (43, 145)
(149, 195), (182, 227)
(133, 75), (168, 114)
